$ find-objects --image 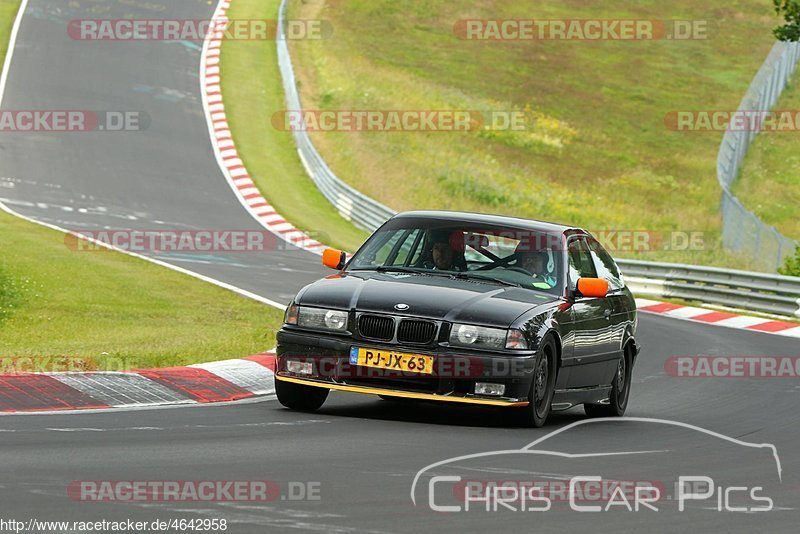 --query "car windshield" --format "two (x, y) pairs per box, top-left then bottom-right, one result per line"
(348, 219), (564, 294)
